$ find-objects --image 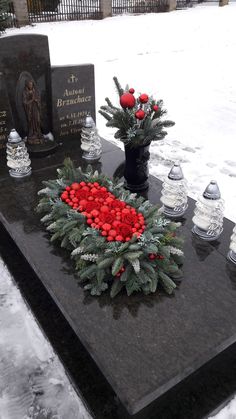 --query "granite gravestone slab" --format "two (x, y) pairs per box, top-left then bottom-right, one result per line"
(51, 64), (95, 141)
(0, 72), (13, 151)
(0, 140), (236, 417)
(0, 35), (53, 145)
